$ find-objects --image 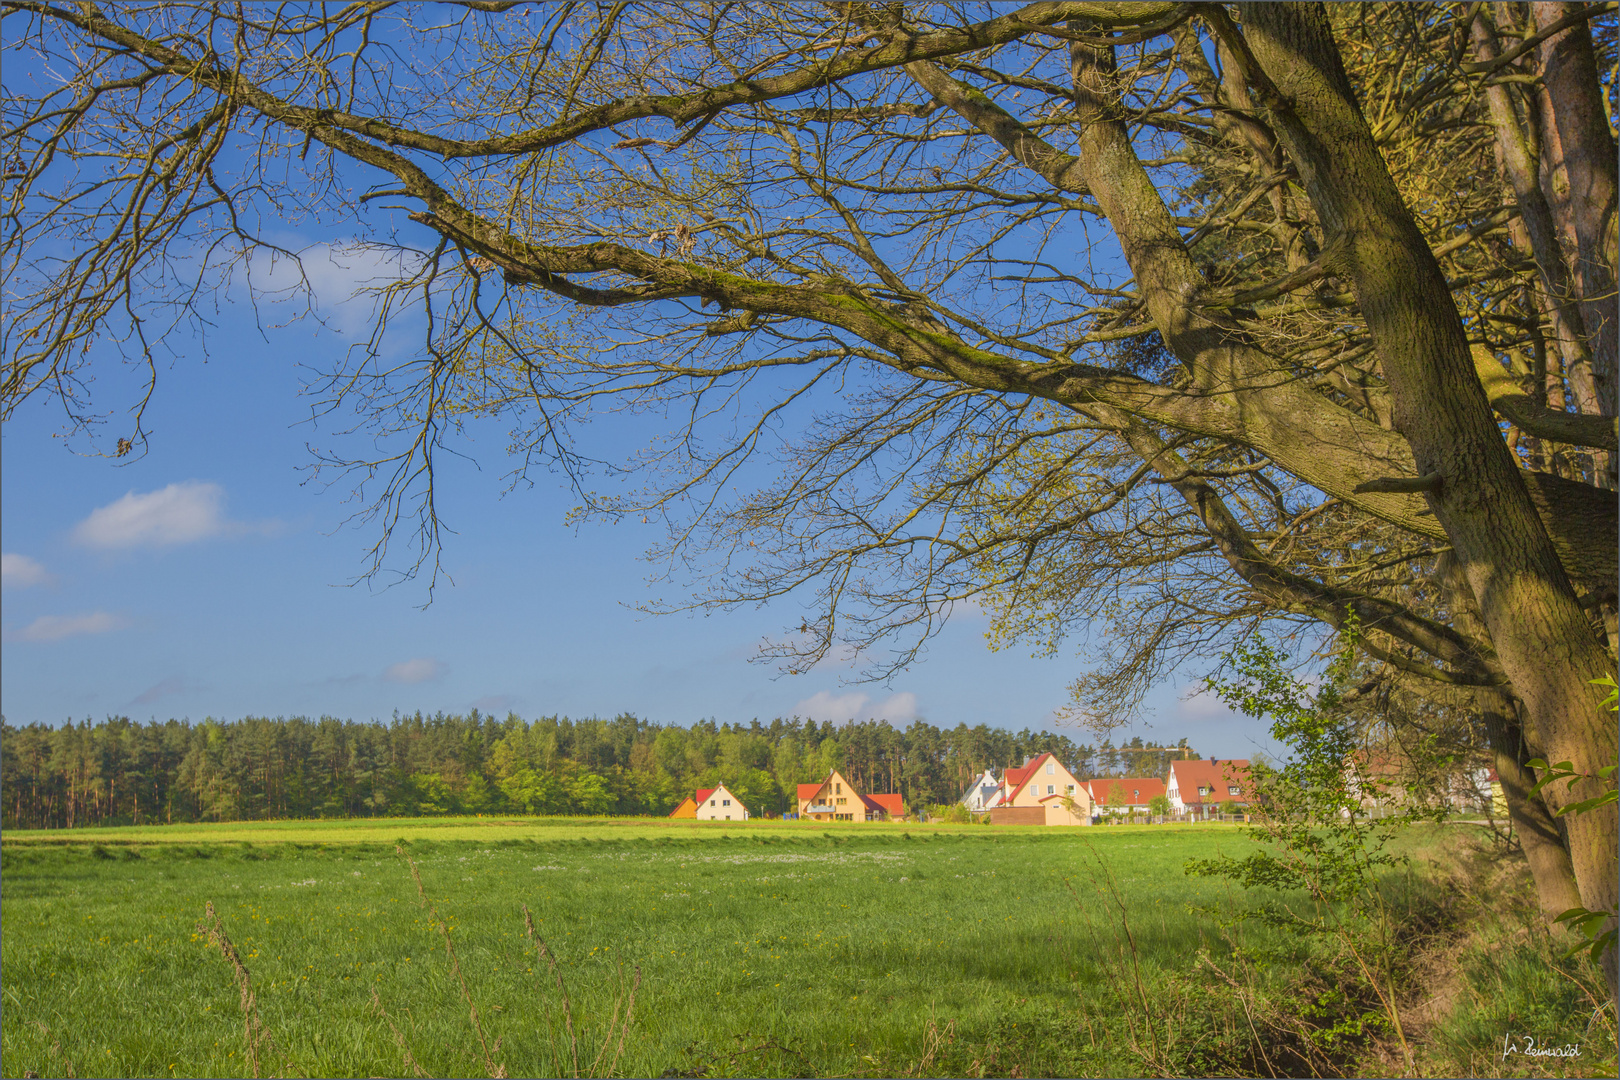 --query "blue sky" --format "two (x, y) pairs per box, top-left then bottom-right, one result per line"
(0, 240), (1280, 757)
(0, 54), (1280, 758)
